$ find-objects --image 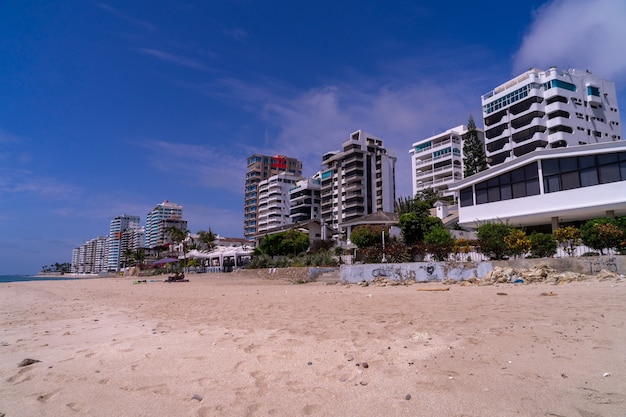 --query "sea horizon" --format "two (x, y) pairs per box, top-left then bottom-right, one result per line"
(0, 274), (80, 283)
